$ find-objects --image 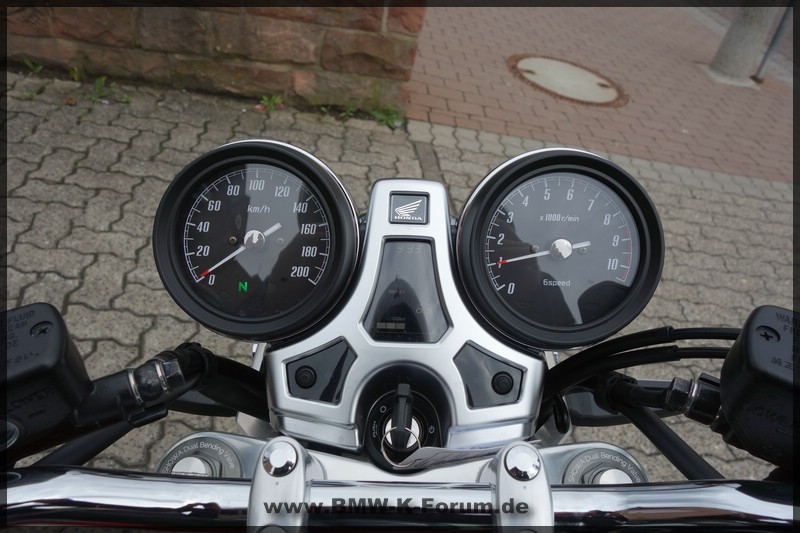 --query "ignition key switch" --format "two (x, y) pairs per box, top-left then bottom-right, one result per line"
(365, 384), (441, 472)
